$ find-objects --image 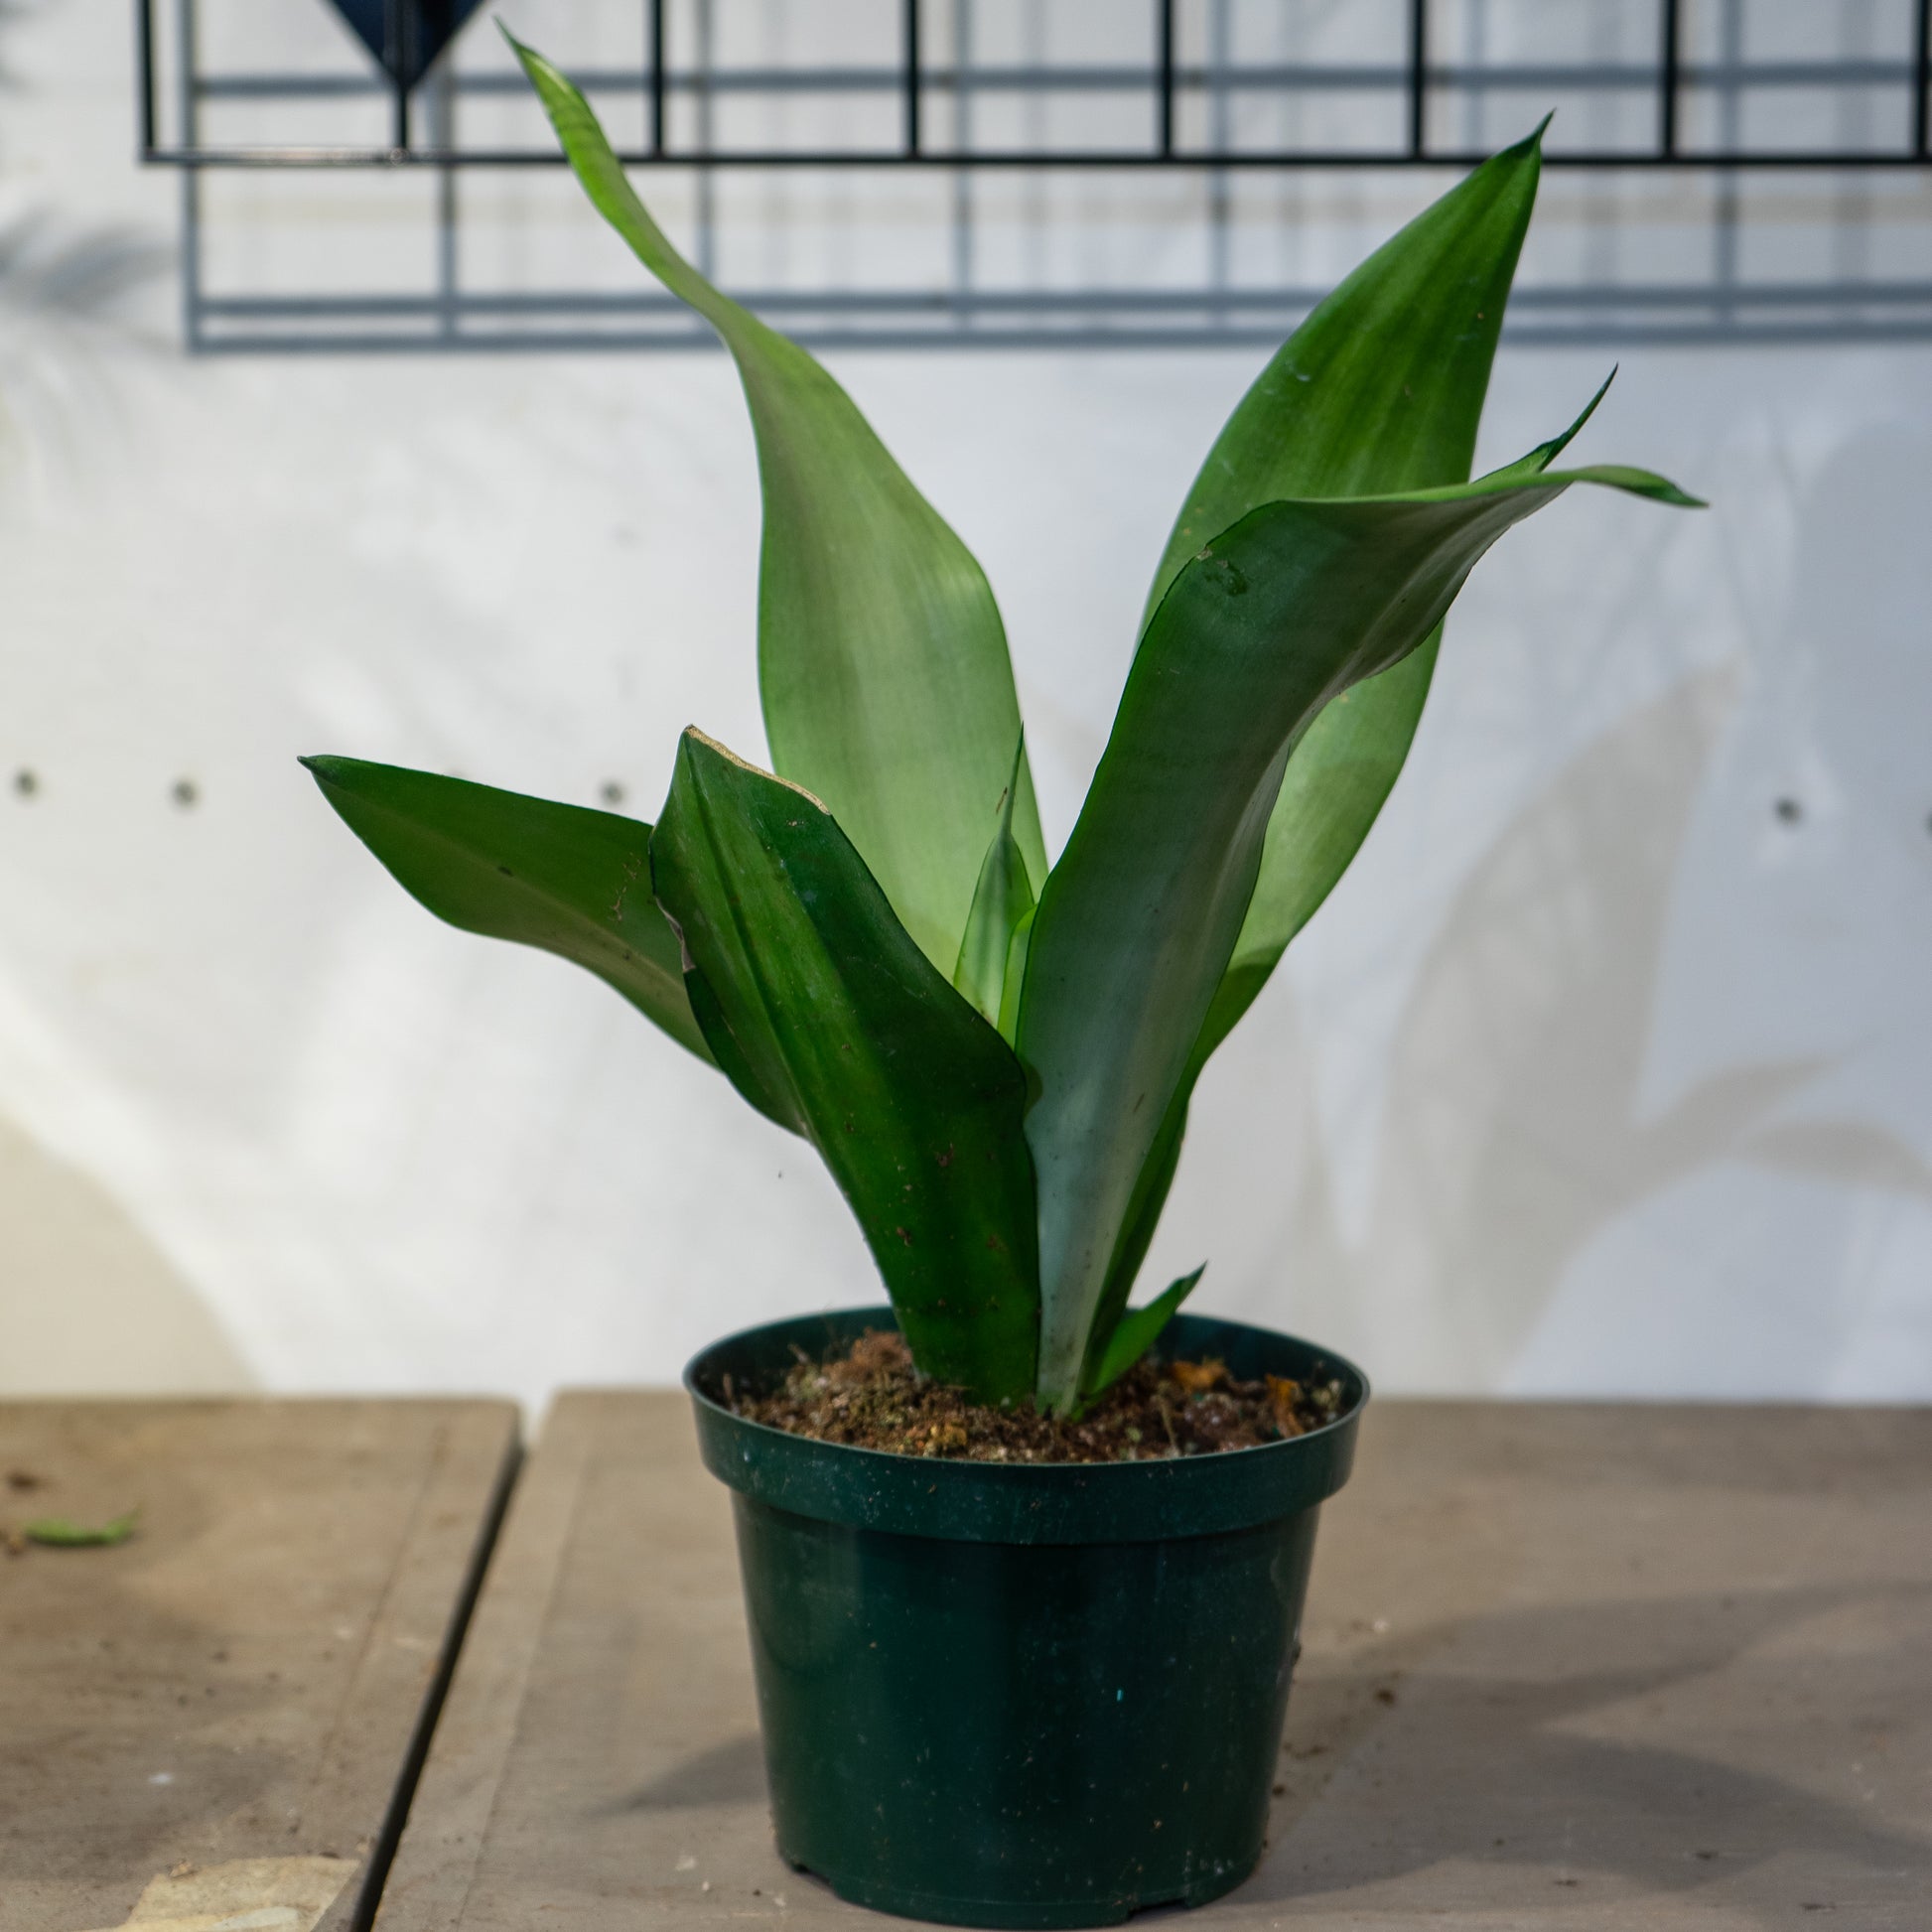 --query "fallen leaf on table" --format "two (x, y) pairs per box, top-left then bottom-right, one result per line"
(24, 1508), (139, 1547)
